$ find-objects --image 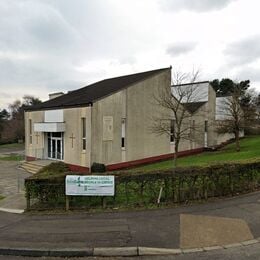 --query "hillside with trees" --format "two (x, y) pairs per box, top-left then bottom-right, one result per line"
(0, 96), (41, 144)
